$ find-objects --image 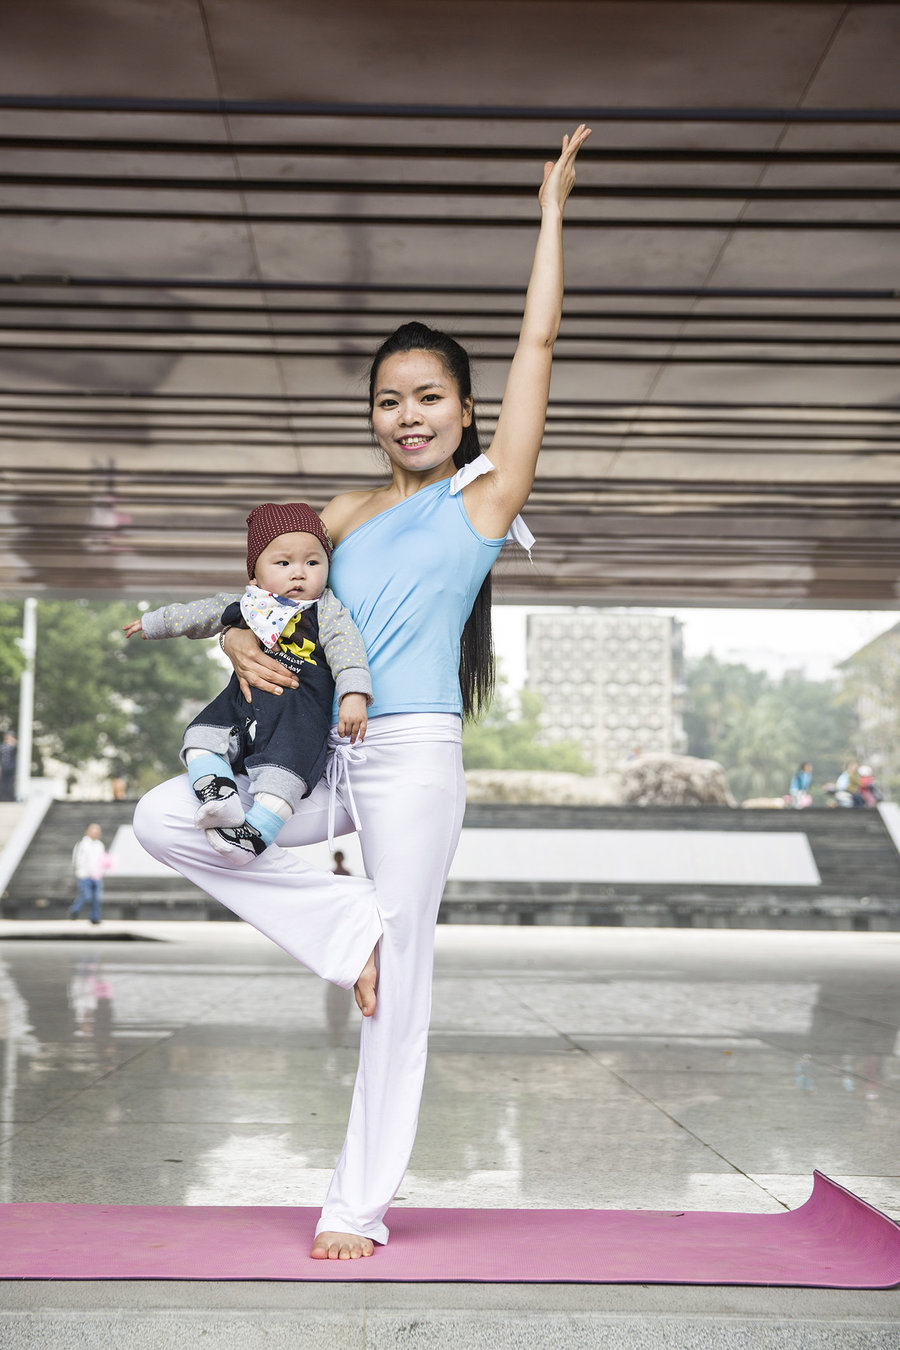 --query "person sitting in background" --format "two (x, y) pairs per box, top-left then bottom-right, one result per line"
(789, 762), (813, 809)
(855, 766), (883, 808)
(833, 760), (859, 807)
